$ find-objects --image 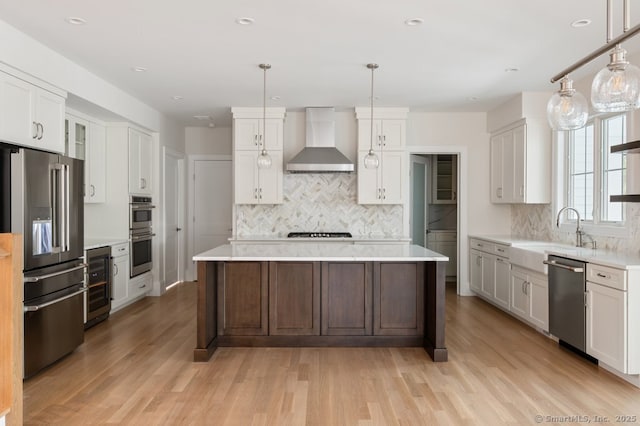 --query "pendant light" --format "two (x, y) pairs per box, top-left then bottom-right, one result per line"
(592, 0), (640, 112)
(257, 63), (272, 169)
(363, 63), (380, 169)
(546, 76), (589, 130)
